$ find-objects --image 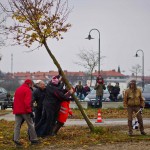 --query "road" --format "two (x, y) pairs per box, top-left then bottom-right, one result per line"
(0, 113), (150, 126)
